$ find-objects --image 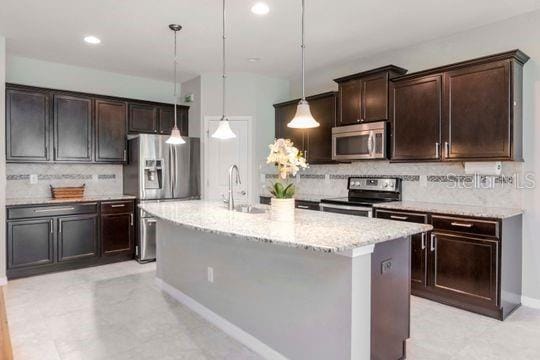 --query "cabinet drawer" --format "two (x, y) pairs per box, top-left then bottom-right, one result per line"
(8, 203), (98, 220)
(431, 215), (499, 238)
(101, 200), (134, 214)
(295, 200), (320, 211)
(375, 209), (428, 224)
